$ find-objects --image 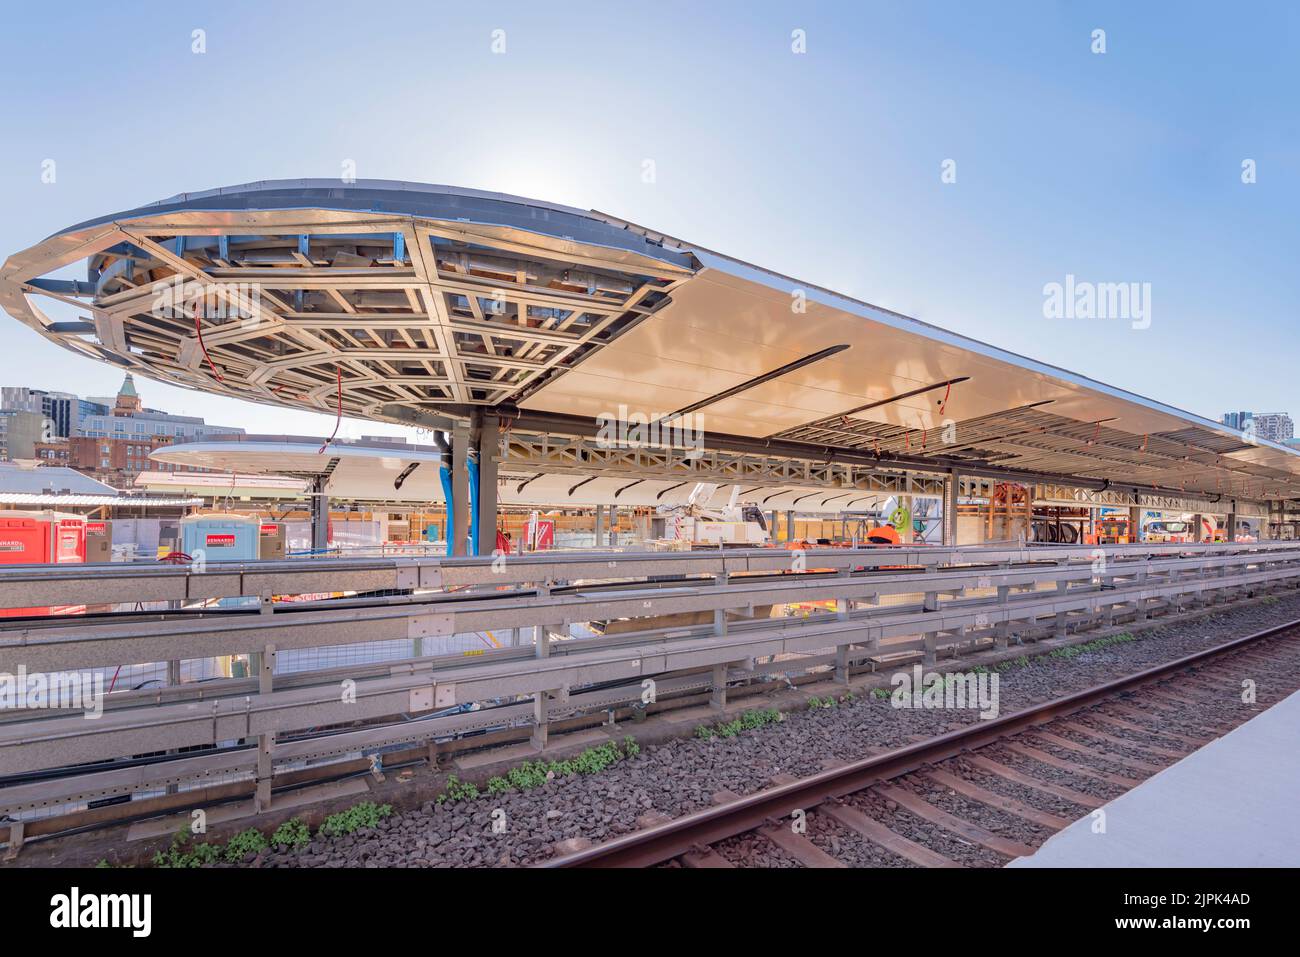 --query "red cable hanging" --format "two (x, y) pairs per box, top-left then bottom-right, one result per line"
(937, 381), (952, 416)
(194, 302), (224, 382)
(318, 365), (342, 454)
